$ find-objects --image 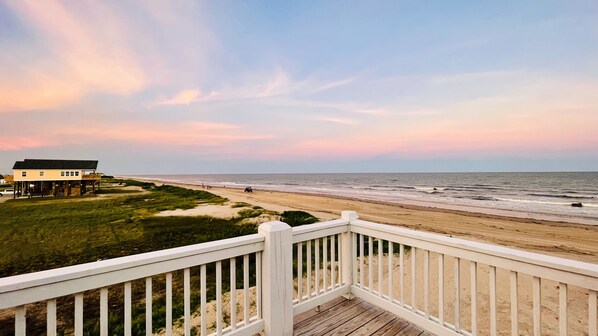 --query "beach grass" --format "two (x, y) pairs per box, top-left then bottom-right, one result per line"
(0, 182), (228, 277)
(0, 180), (319, 336)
